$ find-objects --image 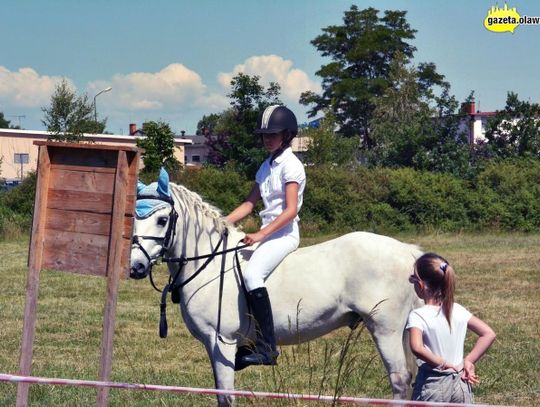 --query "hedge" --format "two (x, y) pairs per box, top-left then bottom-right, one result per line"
(3, 159), (540, 239)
